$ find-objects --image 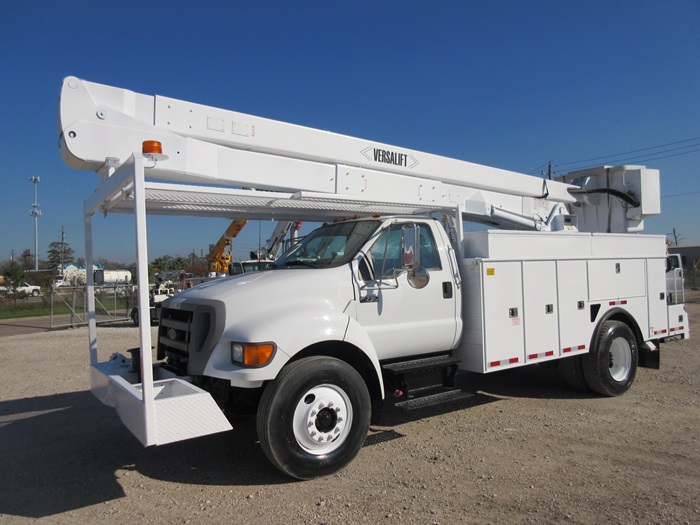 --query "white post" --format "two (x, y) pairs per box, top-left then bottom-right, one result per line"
(455, 205), (466, 259)
(132, 155), (157, 445)
(84, 211), (98, 365)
